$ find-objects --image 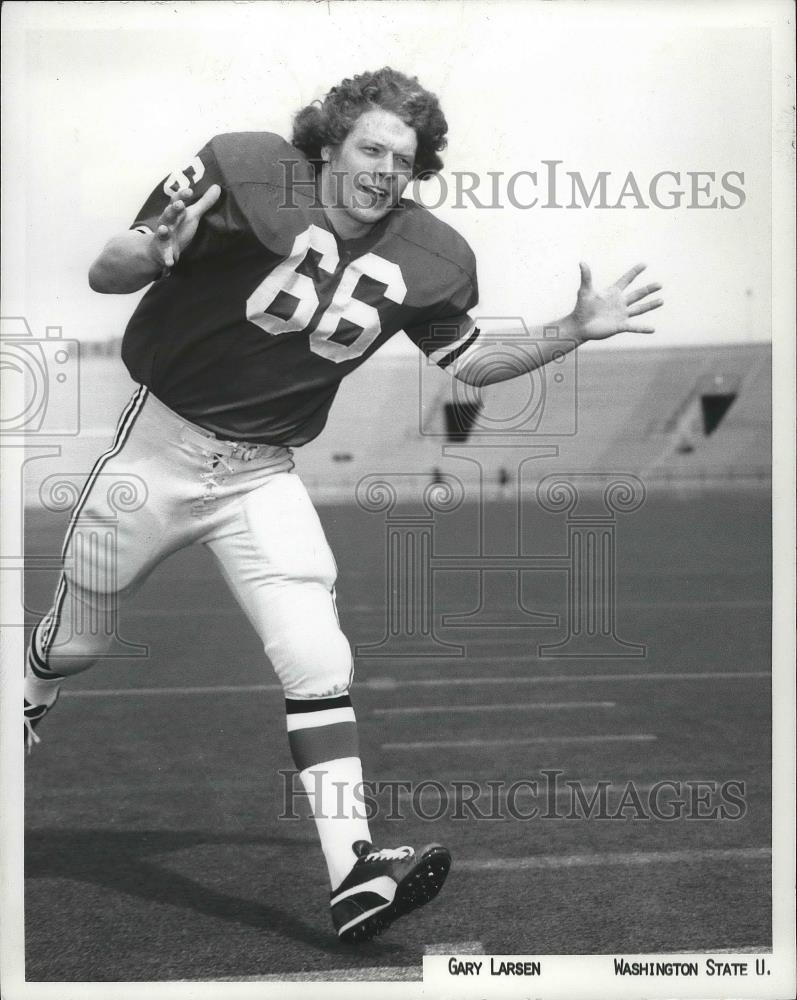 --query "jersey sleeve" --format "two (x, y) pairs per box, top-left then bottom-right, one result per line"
(404, 271), (481, 378)
(129, 139), (243, 263)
